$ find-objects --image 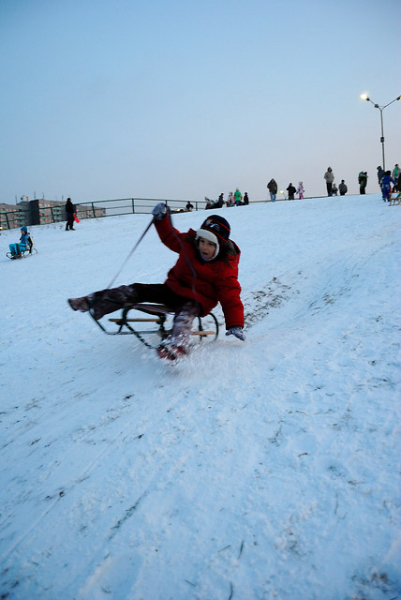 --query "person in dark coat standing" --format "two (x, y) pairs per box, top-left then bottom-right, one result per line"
(267, 179), (278, 202)
(324, 167), (335, 196)
(286, 183), (296, 200)
(377, 167), (385, 187)
(358, 171), (368, 194)
(65, 198), (75, 231)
